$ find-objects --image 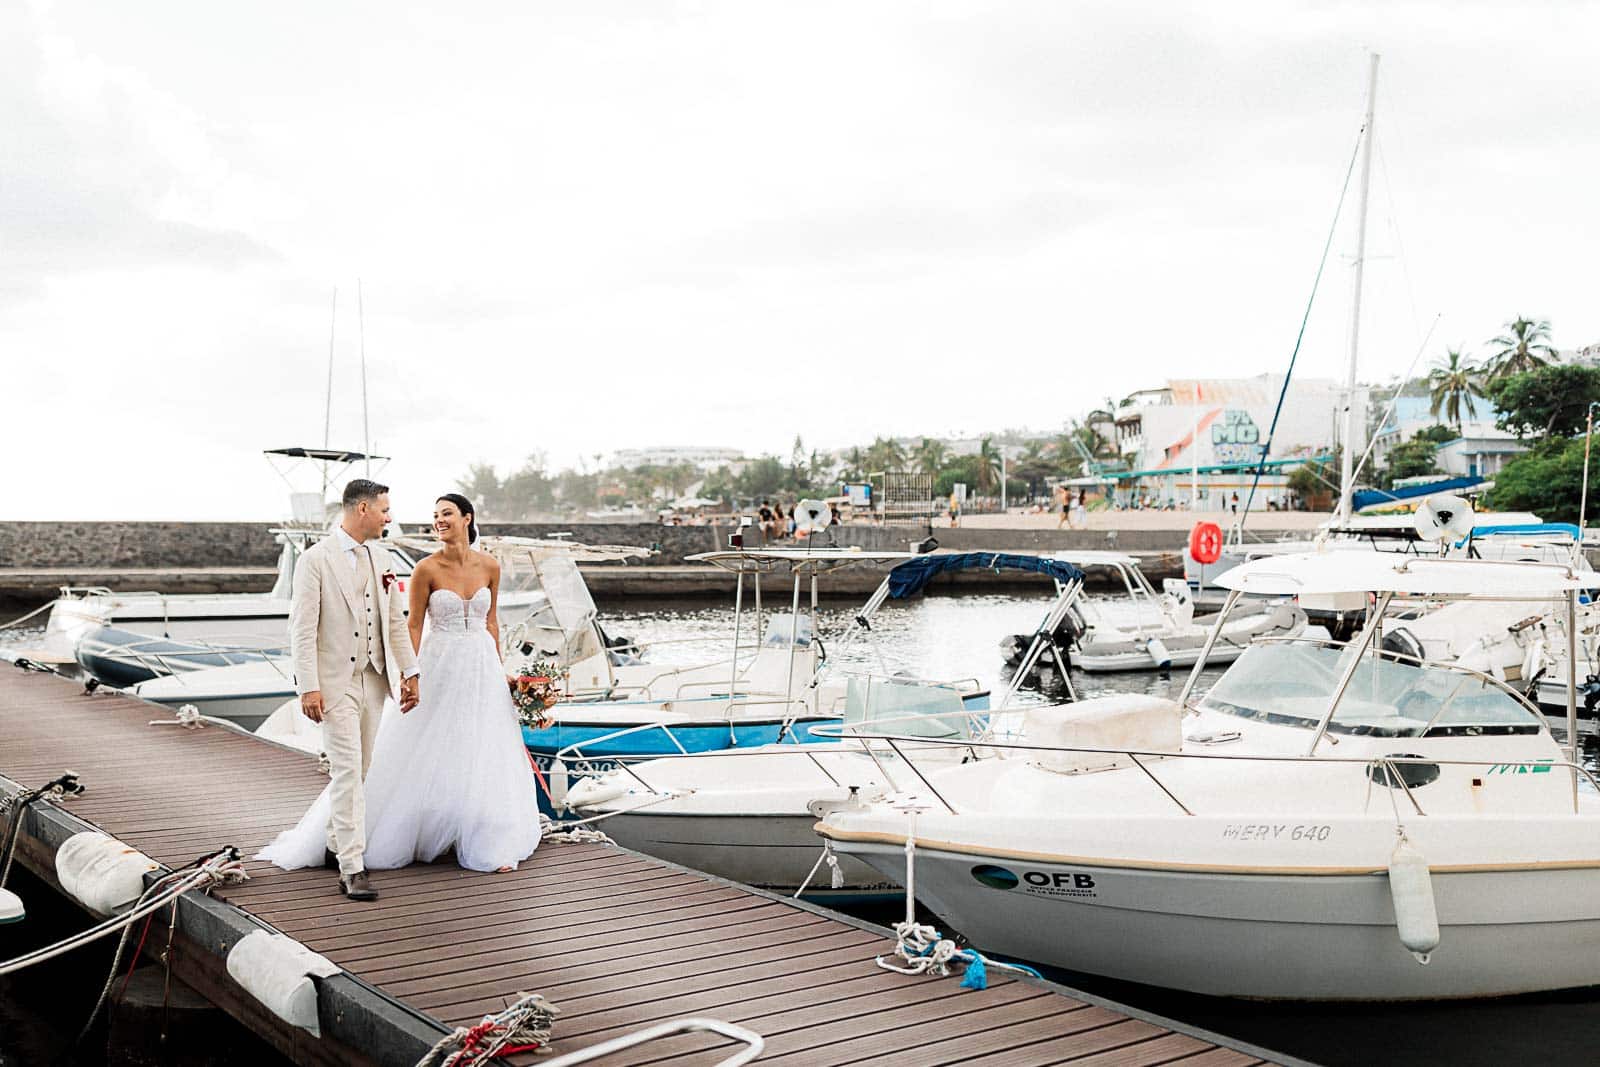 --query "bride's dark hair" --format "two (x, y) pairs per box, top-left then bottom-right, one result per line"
(436, 493), (479, 544)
